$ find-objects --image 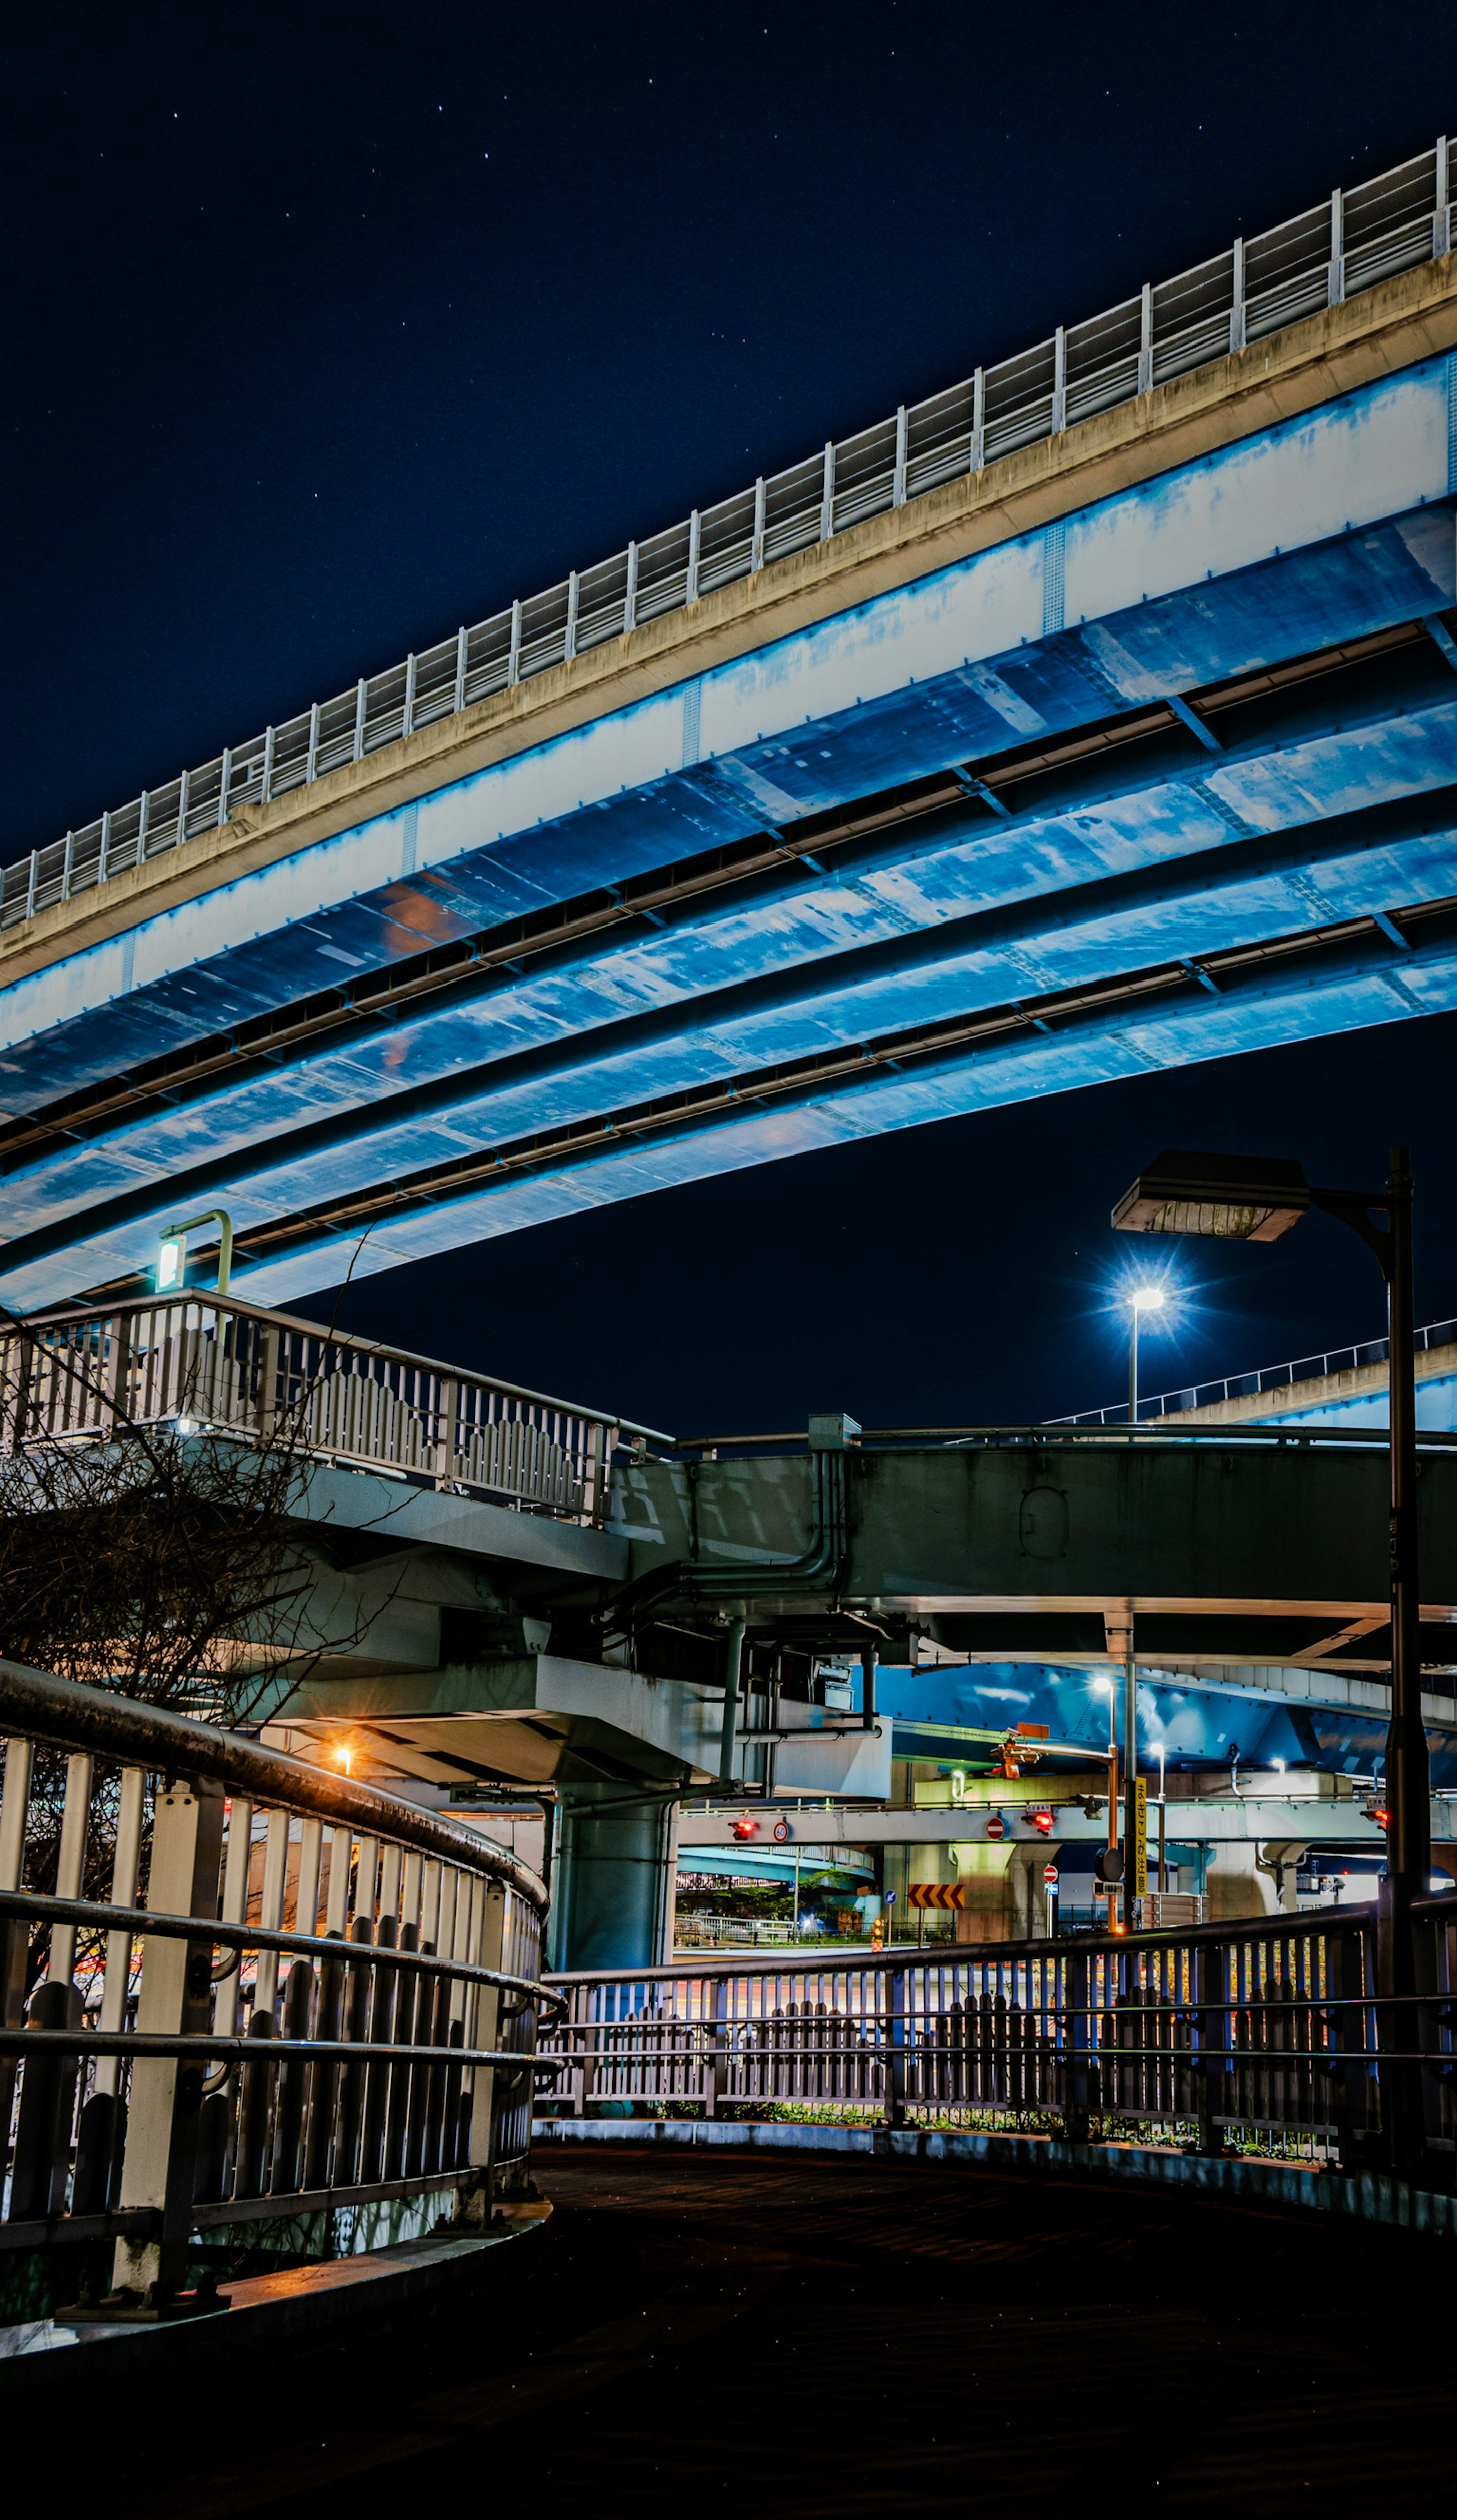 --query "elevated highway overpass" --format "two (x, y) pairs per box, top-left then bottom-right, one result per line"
(8, 1279), (1457, 1963)
(0, 145), (1455, 1310)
